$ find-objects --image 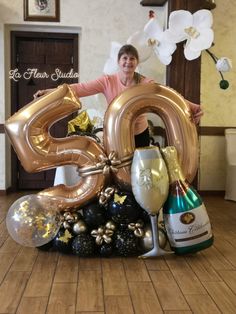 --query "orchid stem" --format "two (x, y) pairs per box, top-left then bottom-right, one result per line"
(205, 48), (218, 63)
(205, 49), (224, 82)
